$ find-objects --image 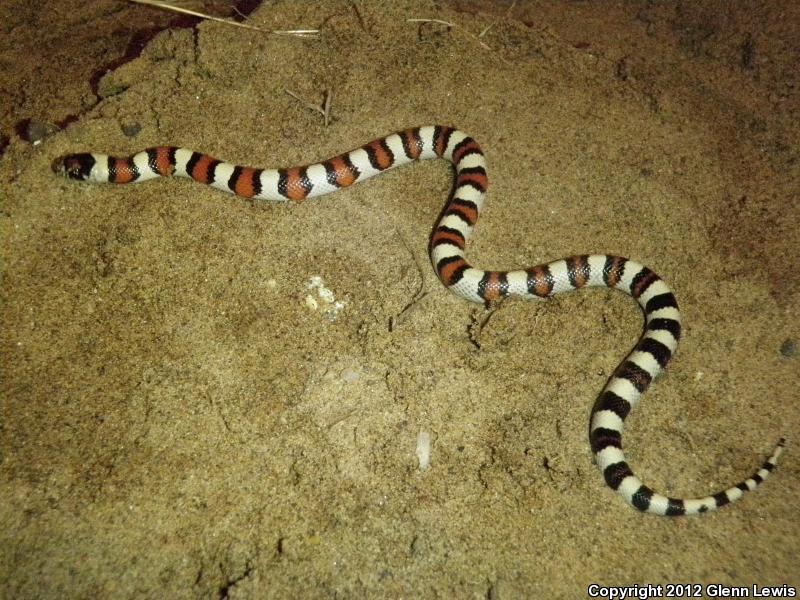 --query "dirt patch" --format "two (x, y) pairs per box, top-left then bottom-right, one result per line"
(2, 1), (798, 597)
